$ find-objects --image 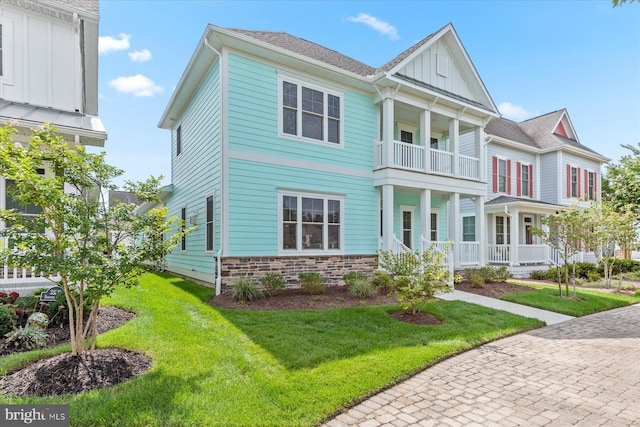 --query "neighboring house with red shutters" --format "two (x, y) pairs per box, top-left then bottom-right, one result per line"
(480, 109), (609, 276)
